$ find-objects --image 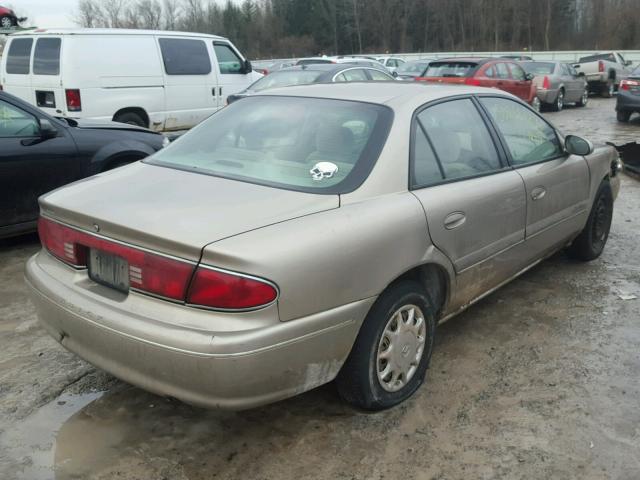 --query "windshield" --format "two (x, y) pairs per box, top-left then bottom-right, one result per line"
(424, 61), (477, 78)
(249, 70), (325, 92)
(397, 62), (429, 74)
(521, 62), (556, 75)
(147, 96), (393, 194)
